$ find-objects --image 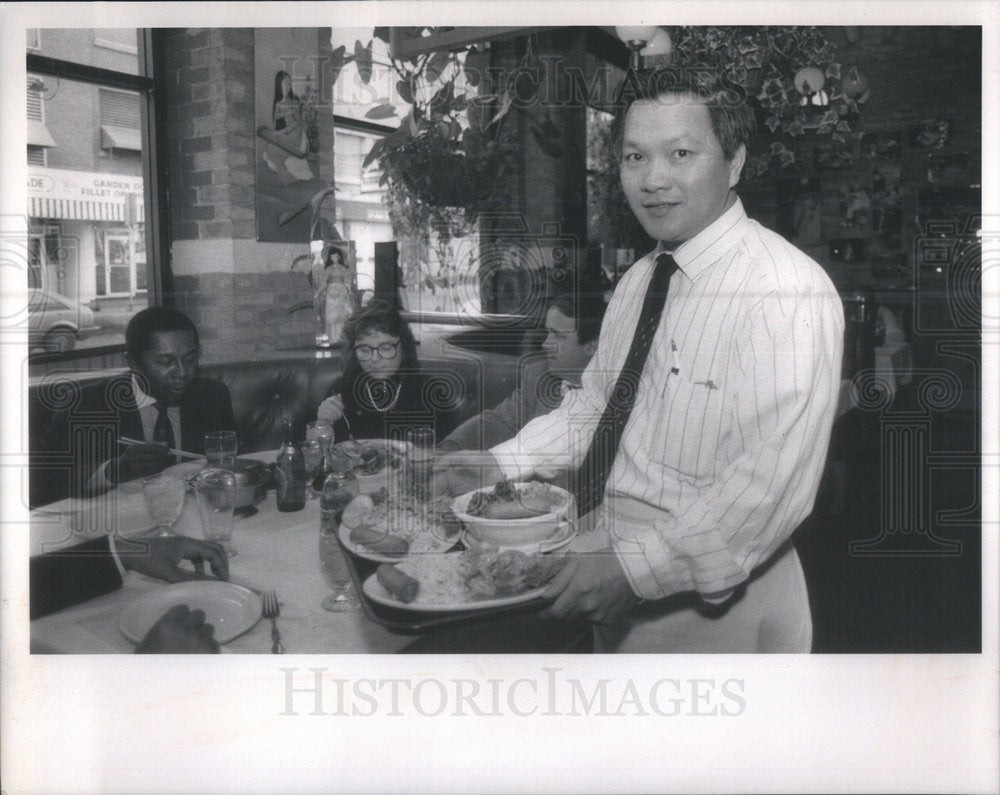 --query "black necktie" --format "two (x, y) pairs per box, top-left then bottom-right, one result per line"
(153, 402), (176, 453)
(574, 252), (679, 516)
